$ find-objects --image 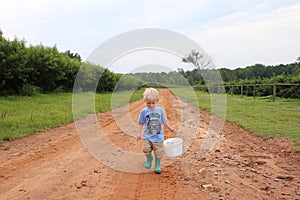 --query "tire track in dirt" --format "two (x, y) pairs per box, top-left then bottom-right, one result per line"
(0, 88), (299, 199)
